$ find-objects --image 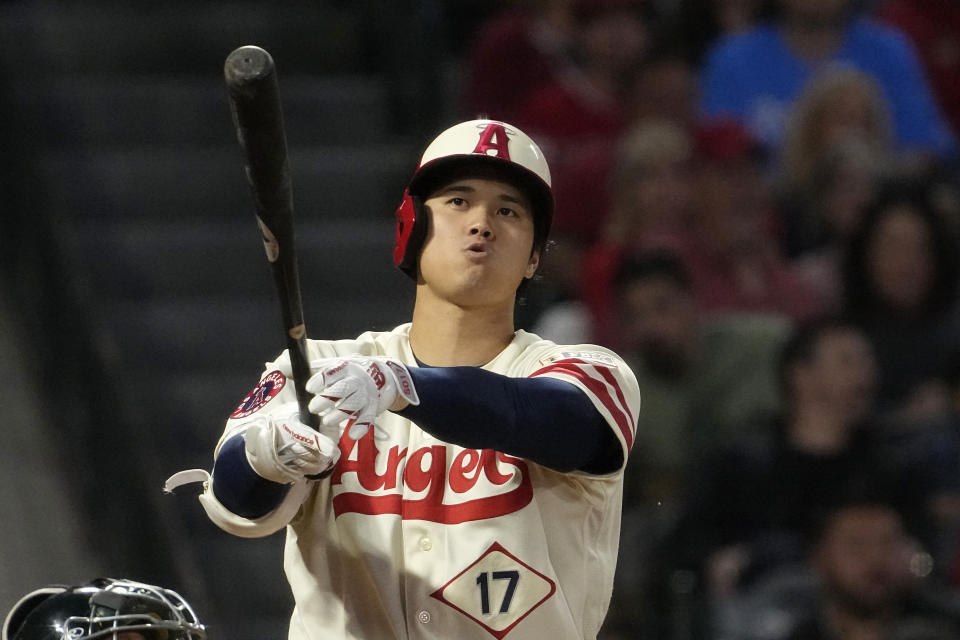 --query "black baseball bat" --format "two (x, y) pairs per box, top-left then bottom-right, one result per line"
(224, 45), (318, 429)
